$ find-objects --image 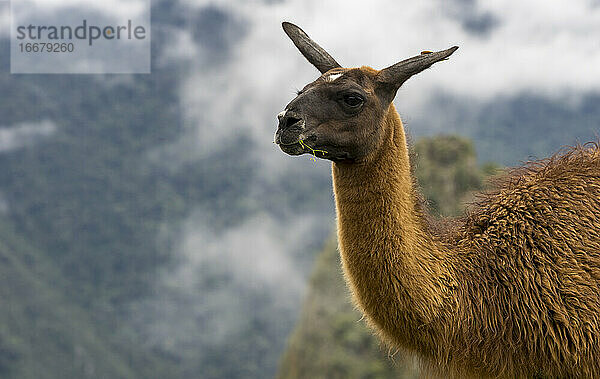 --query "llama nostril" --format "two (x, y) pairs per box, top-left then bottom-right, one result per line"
(286, 117), (302, 128)
(280, 116), (303, 129)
